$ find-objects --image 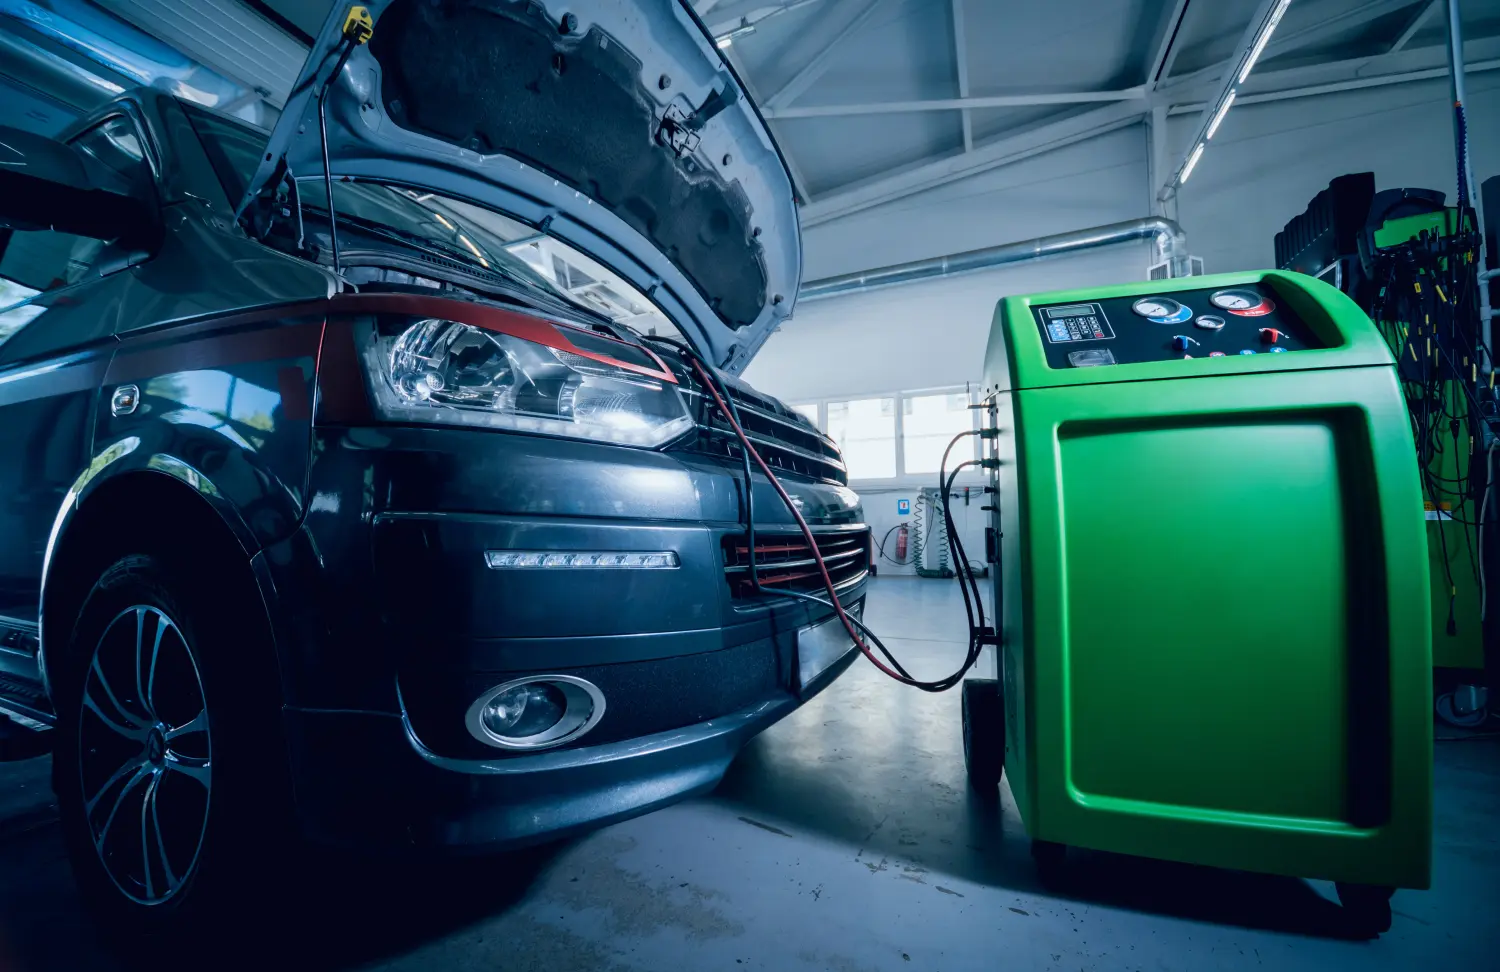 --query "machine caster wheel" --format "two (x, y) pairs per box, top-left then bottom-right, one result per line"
(1336, 883), (1394, 937)
(961, 678), (1004, 792)
(1030, 840), (1067, 886)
